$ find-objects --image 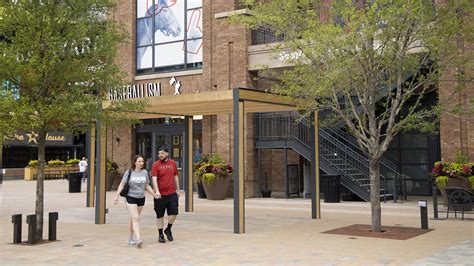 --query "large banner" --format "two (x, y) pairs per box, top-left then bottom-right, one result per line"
(4, 131), (74, 147)
(136, 0), (202, 70)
